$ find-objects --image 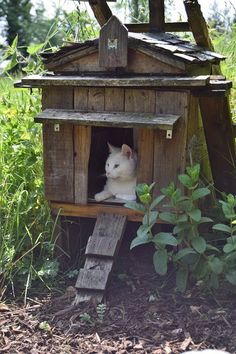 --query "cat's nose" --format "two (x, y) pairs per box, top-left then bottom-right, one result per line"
(106, 172), (110, 177)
